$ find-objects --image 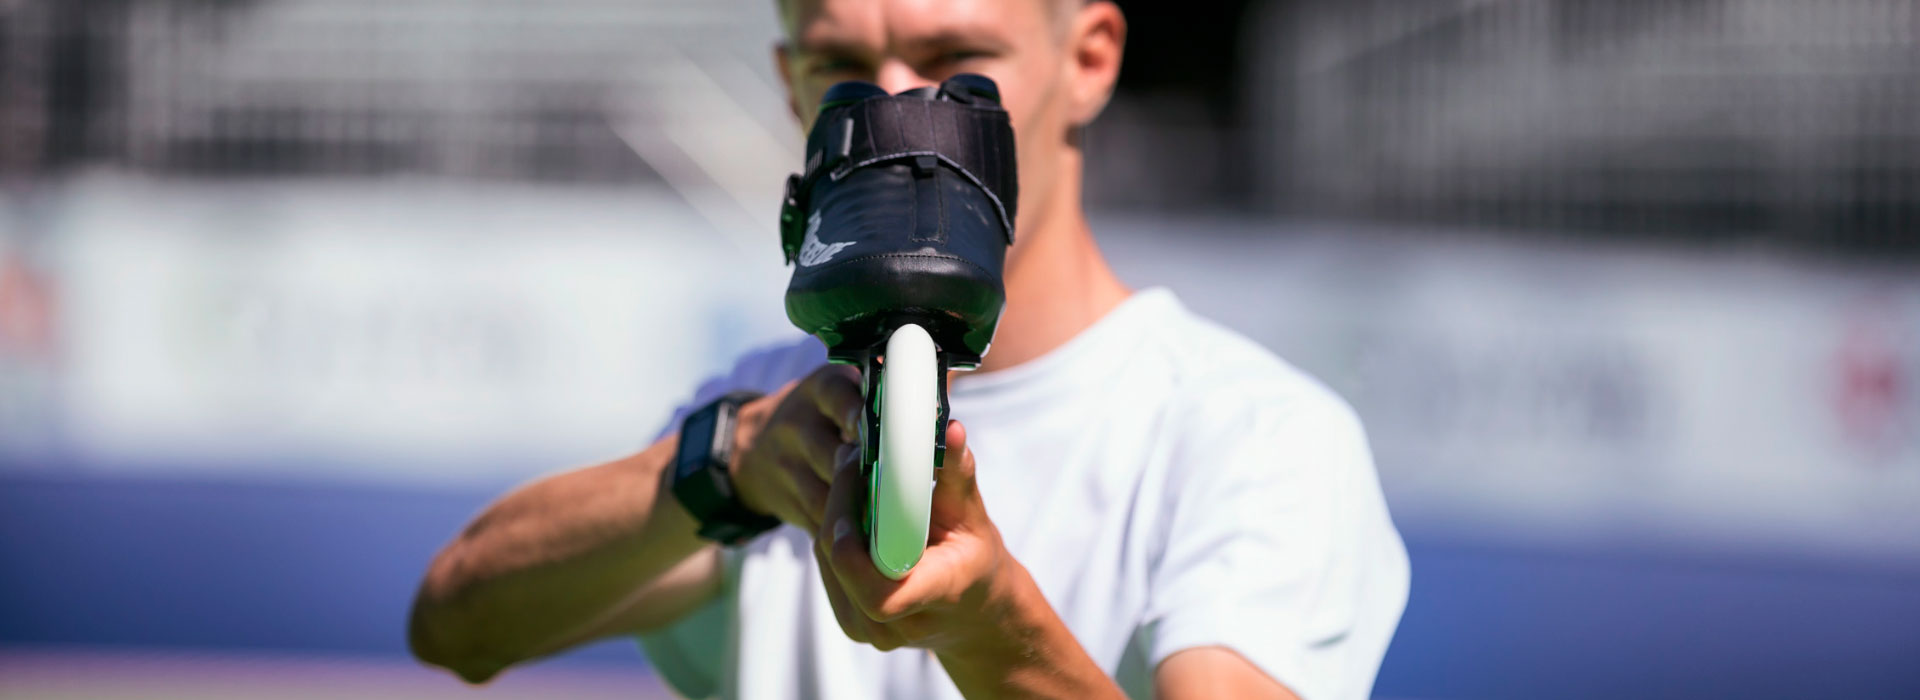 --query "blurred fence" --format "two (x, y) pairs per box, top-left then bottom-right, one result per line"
(1249, 0), (1920, 251)
(6, 0), (1917, 253)
(2, 0), (783, 178)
